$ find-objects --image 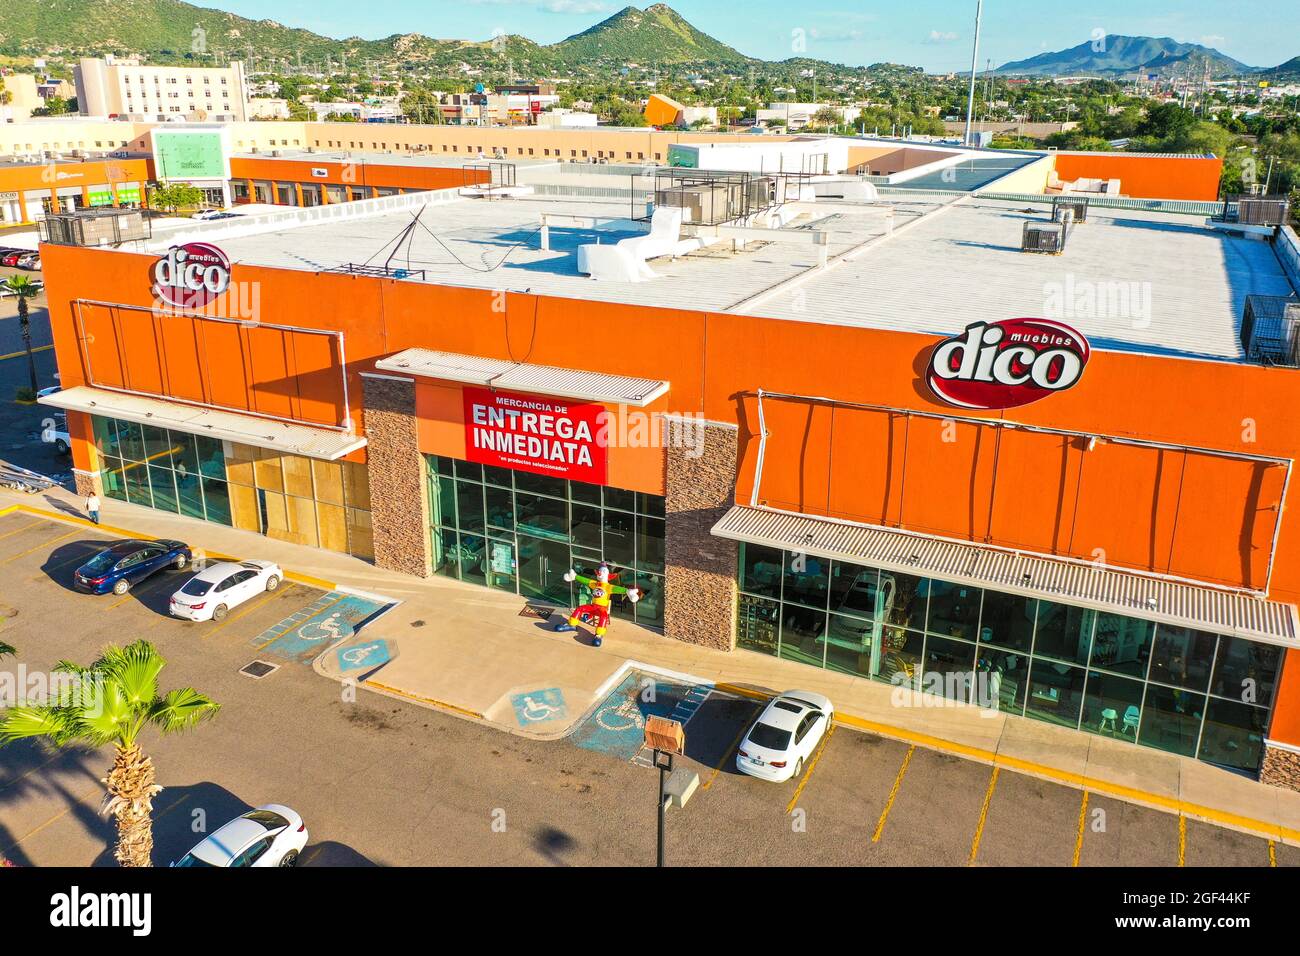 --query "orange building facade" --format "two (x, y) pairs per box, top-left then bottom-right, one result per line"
(35, 206), (1300, 788)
